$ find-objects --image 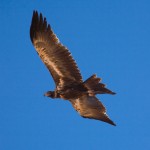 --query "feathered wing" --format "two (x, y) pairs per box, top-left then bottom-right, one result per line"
(30, 11), (82, 87)
(69, 95), (116, 126)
